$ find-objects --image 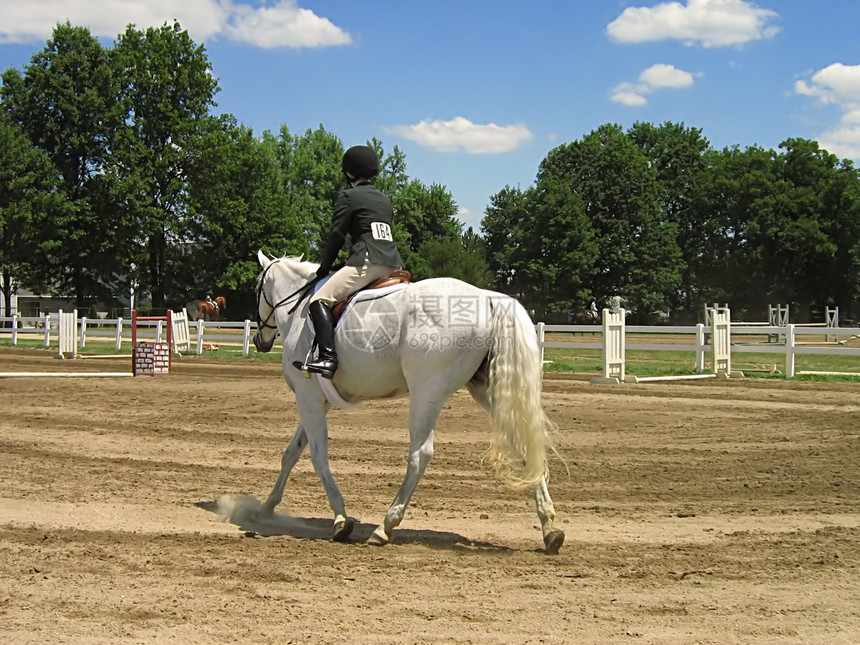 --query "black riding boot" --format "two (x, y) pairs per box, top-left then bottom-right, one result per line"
(305, 301), (338, 379)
